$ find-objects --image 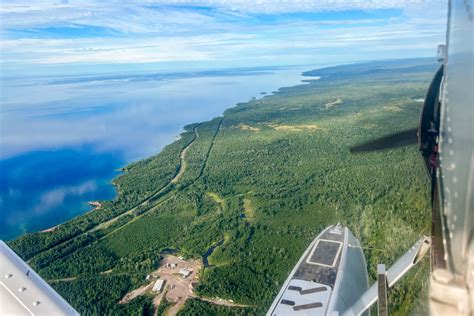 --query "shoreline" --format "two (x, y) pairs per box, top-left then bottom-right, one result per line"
(41, 225), (58, 233)
(21, 68), (311, 238)
(40, 200), (102, 234)
(88, 201), (102, 209)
